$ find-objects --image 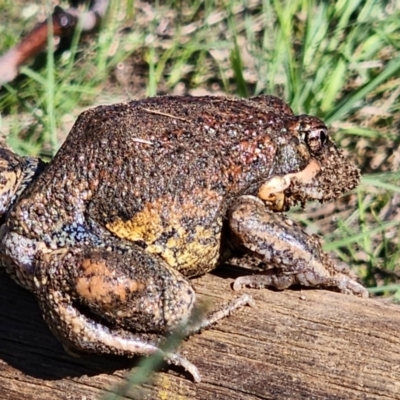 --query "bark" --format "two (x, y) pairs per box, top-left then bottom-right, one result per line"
(1, 266), (399, 400)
